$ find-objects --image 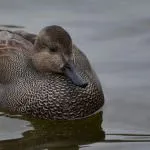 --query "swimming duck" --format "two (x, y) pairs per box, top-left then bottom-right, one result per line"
(0, 25), (104, 120)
